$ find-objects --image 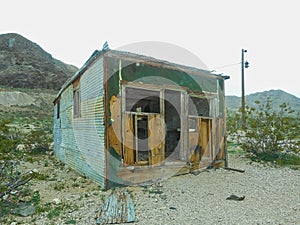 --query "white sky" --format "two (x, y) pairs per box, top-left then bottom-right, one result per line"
(1, 0), (299, 97)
